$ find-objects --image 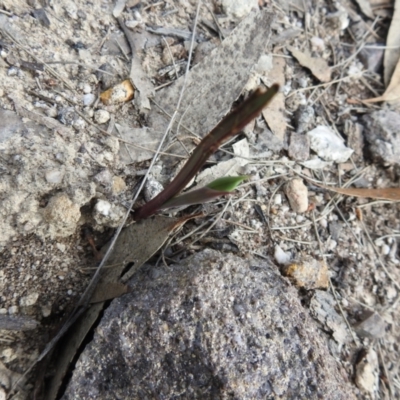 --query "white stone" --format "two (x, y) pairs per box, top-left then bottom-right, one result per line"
(273, 194), (282, 205)
(274, 245), (291, 265)
(56, 243), (66, 253)
(83, 84), (91, 94)
(83, 93), (96, 106)
(8, 306), (18, 315)
(19, 292), (39, 307)
(221, 0), (258, 18)
(307, 126), (353, 163)
(94, 109), (111, 124)
(95, 199), (111, 216)
(310, 36), (325, 51)
(45, 169), (64, 184)
(381, 244), (390, 255)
